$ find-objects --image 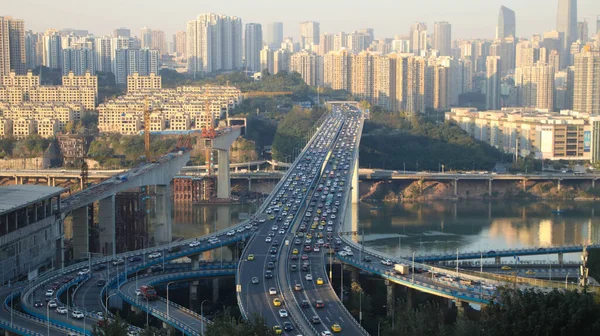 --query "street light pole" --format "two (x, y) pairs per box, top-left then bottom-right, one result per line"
(412, 251), (415, 283)
(46, 303), (50, 336)
(166, 281), (175, 322)
(565, 272), (570, 289)
(105, 291), (117, 319)
(378, 320), (382, 336)
(201, 299), (210, 335)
